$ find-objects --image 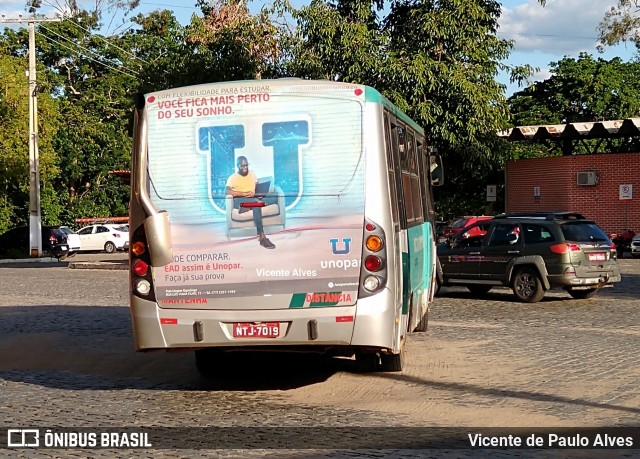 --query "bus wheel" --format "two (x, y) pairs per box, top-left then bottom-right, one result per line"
(380, 350), (404, 372)
(195, 349), (225, 377)
(414, 308), (429, 332)
(355, 352), (379, 373)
